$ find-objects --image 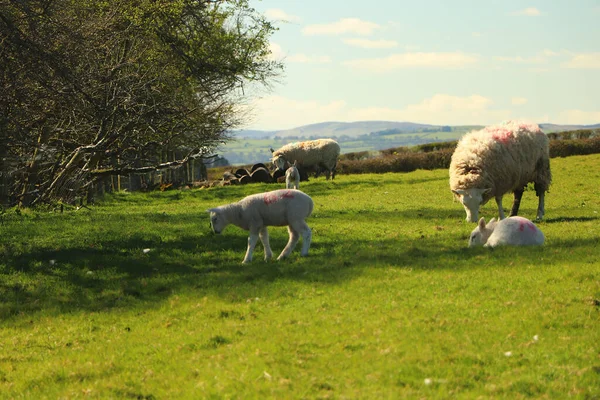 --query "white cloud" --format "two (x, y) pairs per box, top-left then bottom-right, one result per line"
(557, 109), (600, 125)
(512, 97), (528, 105)
(494, 55), (546, 64)
(472, 32), (483, 38)
(343, 38), (398, 49)
(511, 7), (541, 16)
(287, 54), (332, 64)
(563, 53), (600, 69)
(268, 42), (285, 60)
(303, 18), (379, 36)
(349, 94), (510, 125)
(247, 94), (512, 129)
(248, 96), (348, 130)
(264, 9), (301, 23)
(541, 49), (559, 57)
(344, 52), (479, 71)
